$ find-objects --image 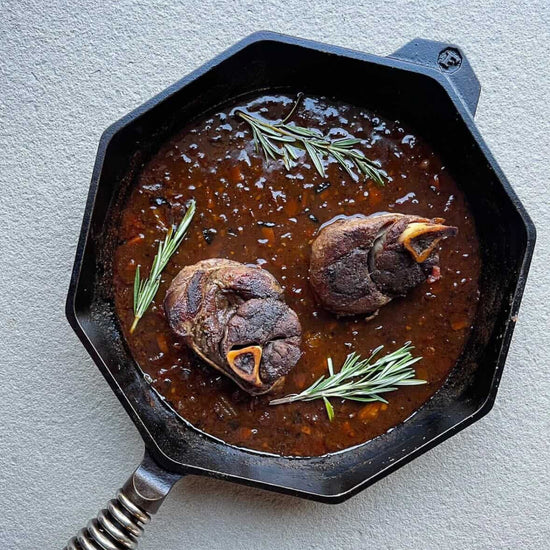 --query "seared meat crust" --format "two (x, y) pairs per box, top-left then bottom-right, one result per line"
(309, 214), (457, 316)
(165, 258), (301, 394)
